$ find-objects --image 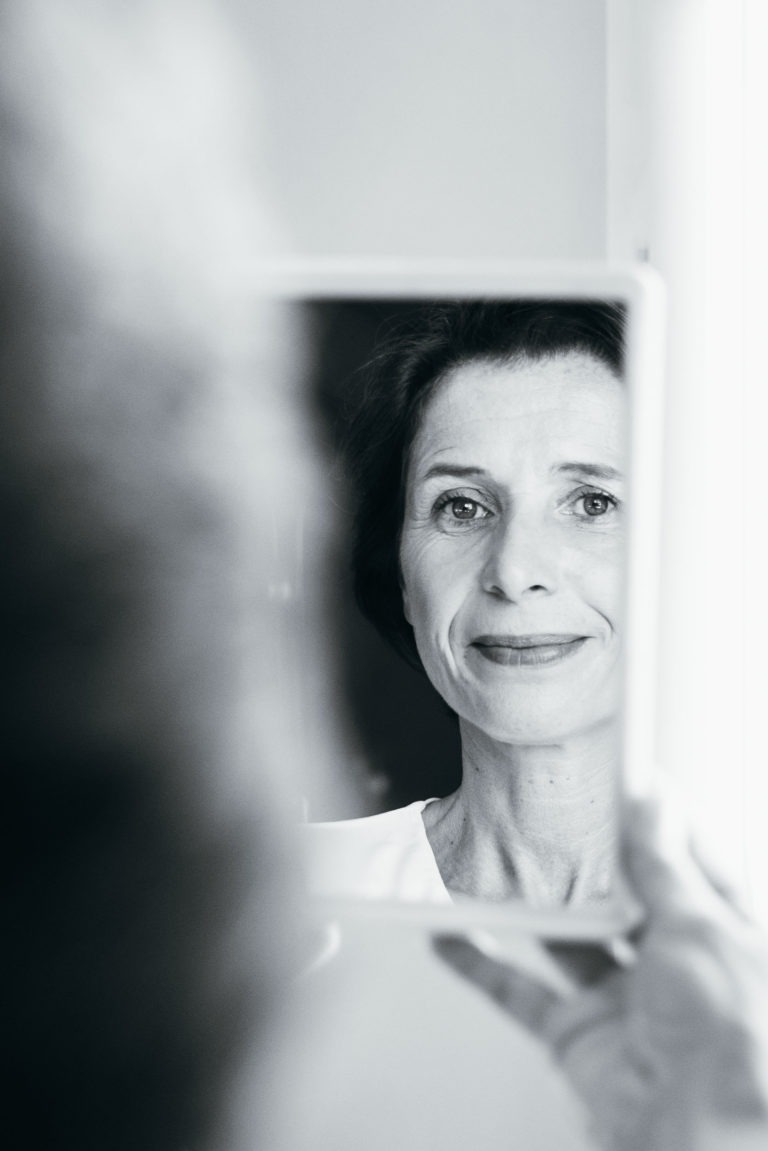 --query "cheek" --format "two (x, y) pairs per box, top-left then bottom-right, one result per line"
(400, 534), (466, 637)
(561, 535), (625, 625)
(400, 561), (442, 635)
(399, 536), (426, 629)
